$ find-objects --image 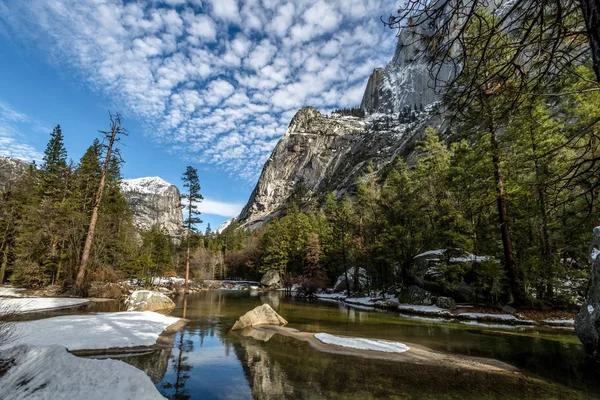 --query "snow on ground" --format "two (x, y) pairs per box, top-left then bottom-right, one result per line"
(0, 345), (165, 400)
(397, 304), (452, 316)
(457, 312), (517, 321)
(0, 298), (88, 314)
(1, 311), (181, 351)
(315, 333), (410, 353)
(459, 321), (520, 329)
(0, 286), (26, 297)
(399, 314), (449, 323)
(542, 319), (575, 326)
